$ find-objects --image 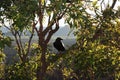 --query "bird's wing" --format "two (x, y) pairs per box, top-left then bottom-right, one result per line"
(57, 41), (65, 50)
